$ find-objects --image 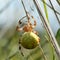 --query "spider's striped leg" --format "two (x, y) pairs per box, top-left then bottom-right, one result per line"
(31, 16), (37, 28)
(16, 26), (23, 32)
(16, 19), (23, 32)
(19, 39), (24, 56)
